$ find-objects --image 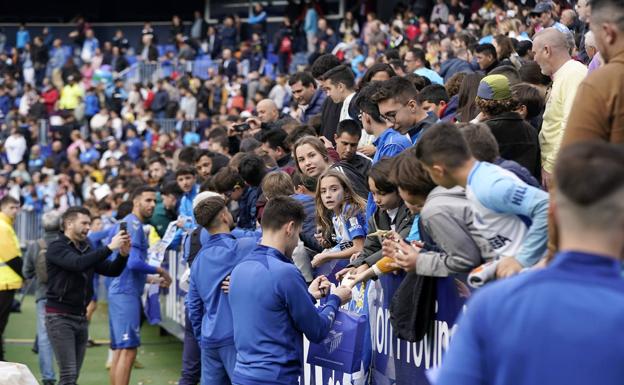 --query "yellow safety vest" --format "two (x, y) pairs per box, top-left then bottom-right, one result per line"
(147, 224), (161, 247)
(0, 212), (24, 291)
